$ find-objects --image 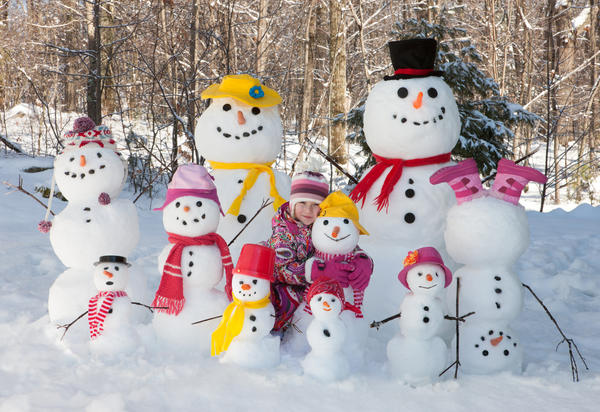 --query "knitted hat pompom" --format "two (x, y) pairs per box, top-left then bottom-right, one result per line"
(72, 117), (96, 133)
